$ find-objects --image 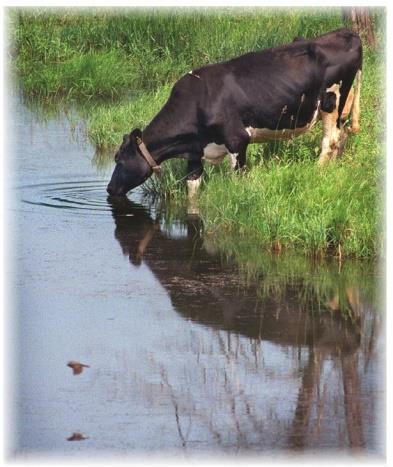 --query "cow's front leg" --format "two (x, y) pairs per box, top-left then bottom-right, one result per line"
(228, 153), (238, 170)
(186, 158), (203, 199)
(186, 158), (203, 215)
(223, 126), (250, 171)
